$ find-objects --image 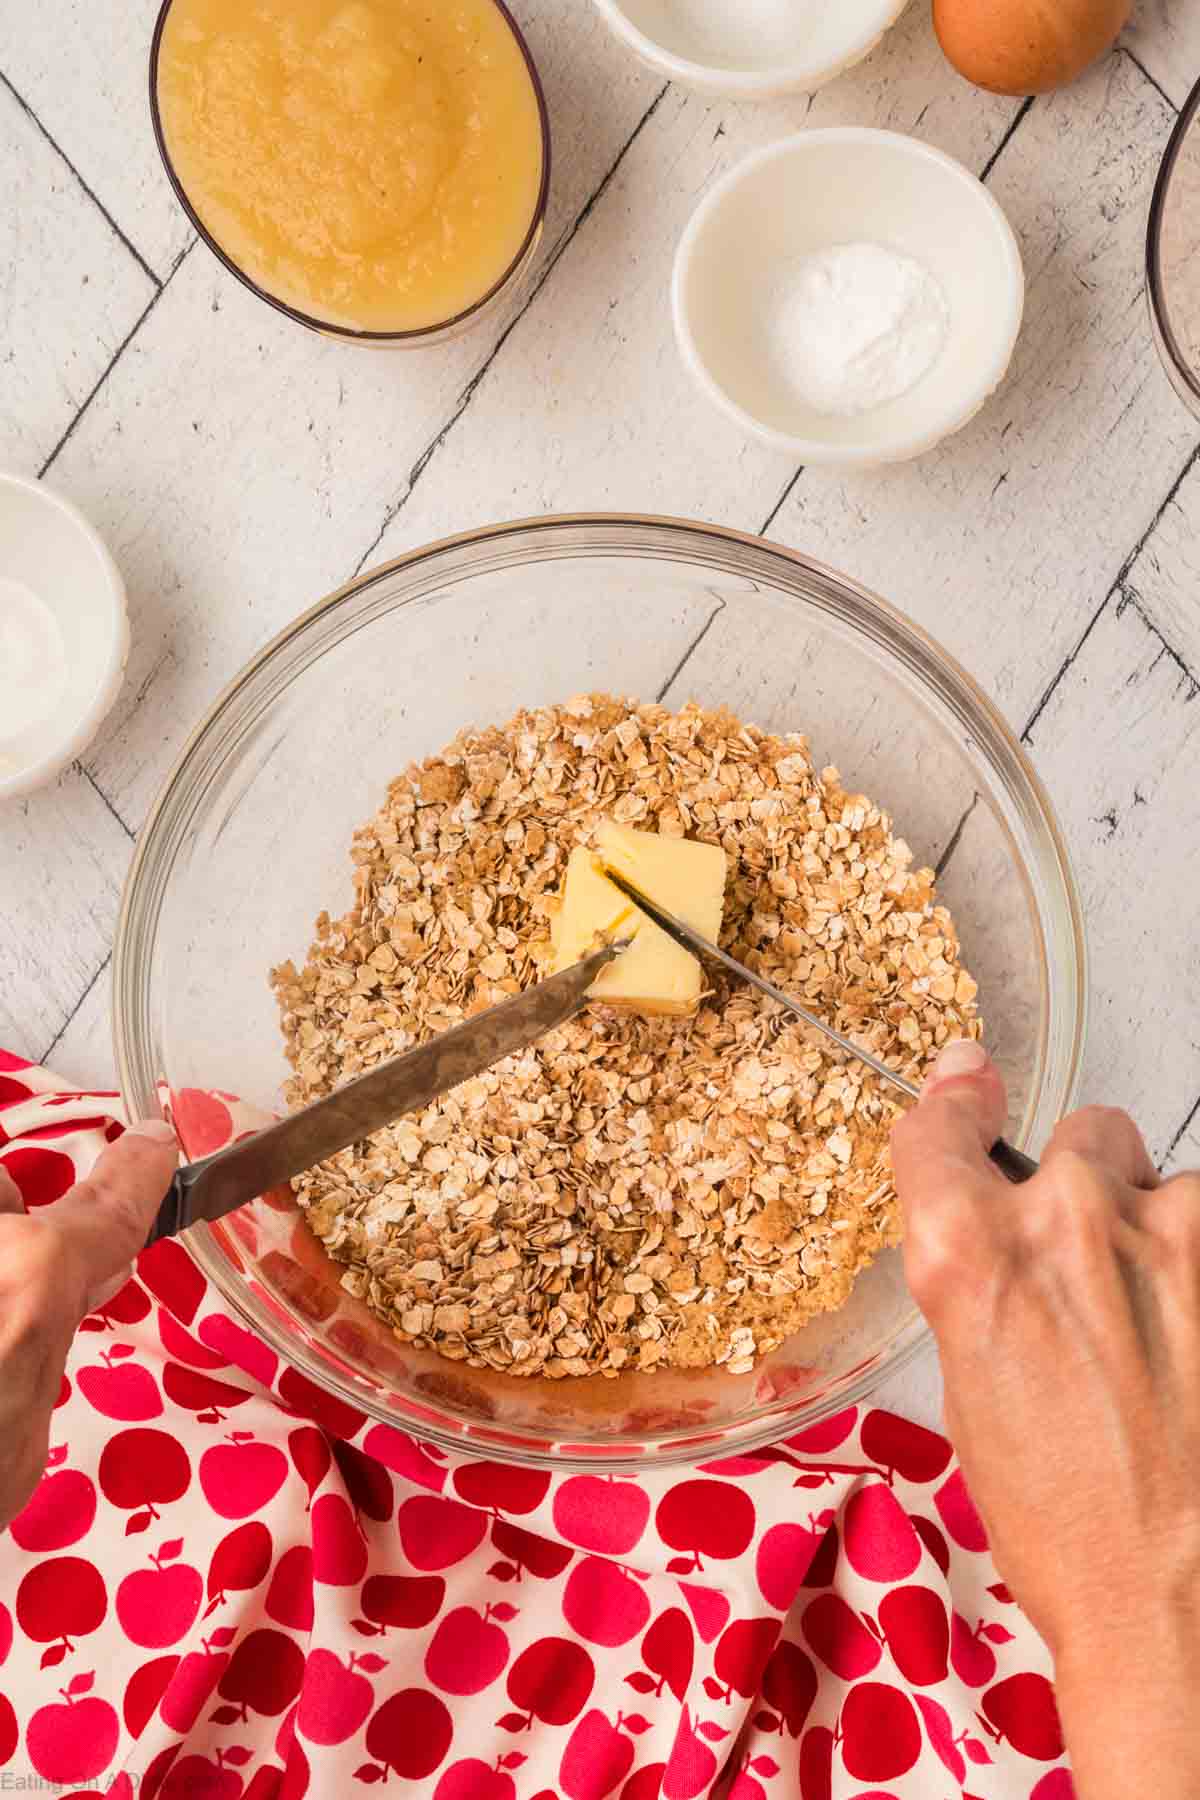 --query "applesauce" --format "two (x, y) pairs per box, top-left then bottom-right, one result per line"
(153, 0), (547, 336)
